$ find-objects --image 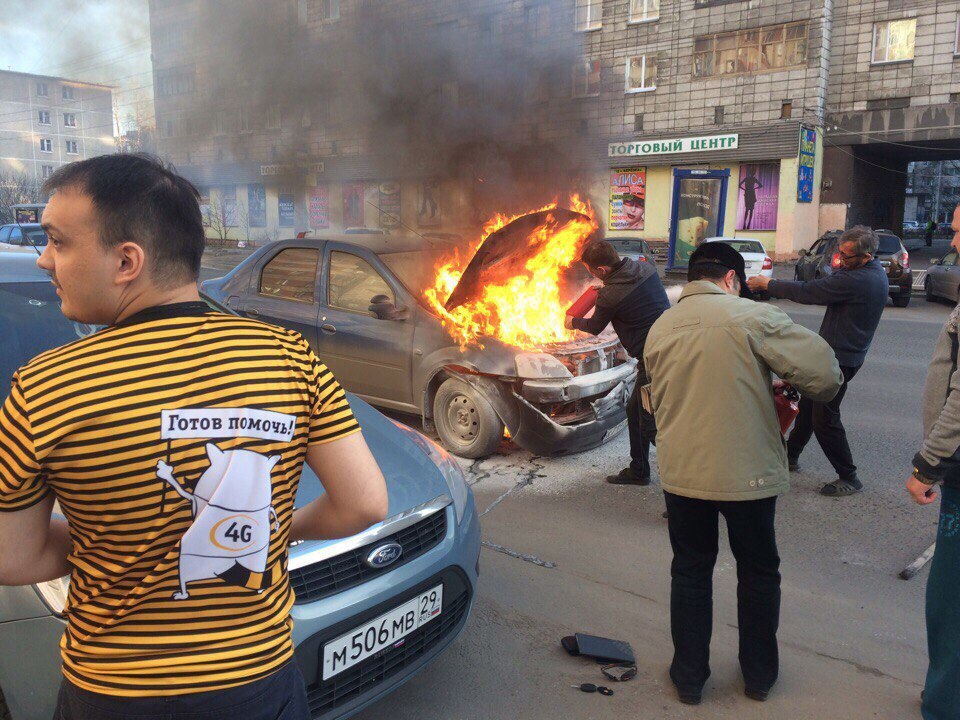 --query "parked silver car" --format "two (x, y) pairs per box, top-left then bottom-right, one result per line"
(925, 248), (960, 303)
(203, 235), (635, 459)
